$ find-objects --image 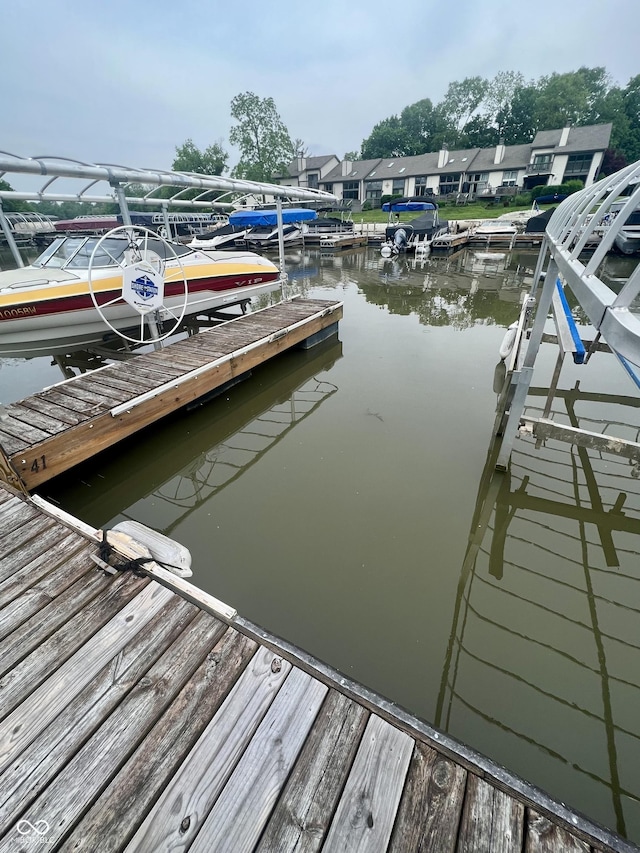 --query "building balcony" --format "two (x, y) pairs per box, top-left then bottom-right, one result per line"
(526, 162), (554, 174)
